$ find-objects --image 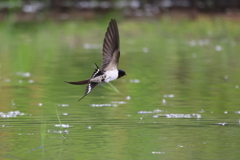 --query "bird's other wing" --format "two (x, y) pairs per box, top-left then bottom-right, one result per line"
(102, 19), (120, 71)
